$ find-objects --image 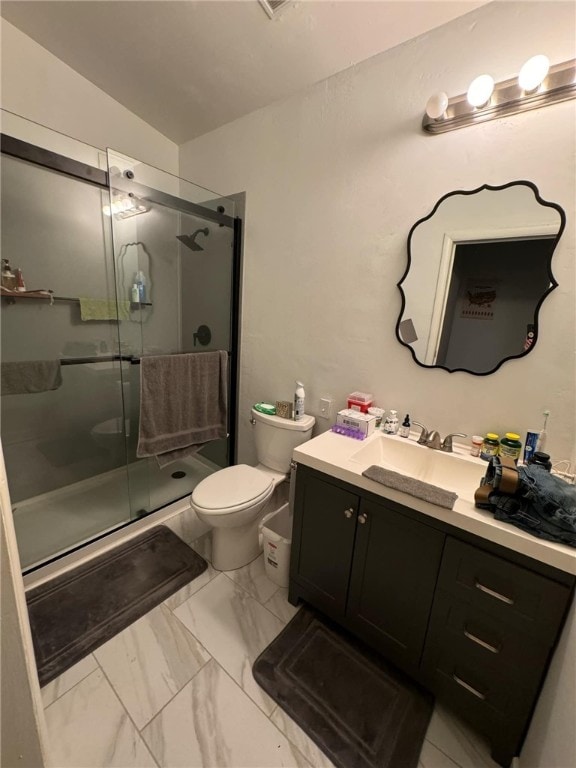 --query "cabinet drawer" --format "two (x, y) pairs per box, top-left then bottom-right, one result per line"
(438, 538), (570, 643)
(423, 589), (550, 685)
(421, 633), (538, 722)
